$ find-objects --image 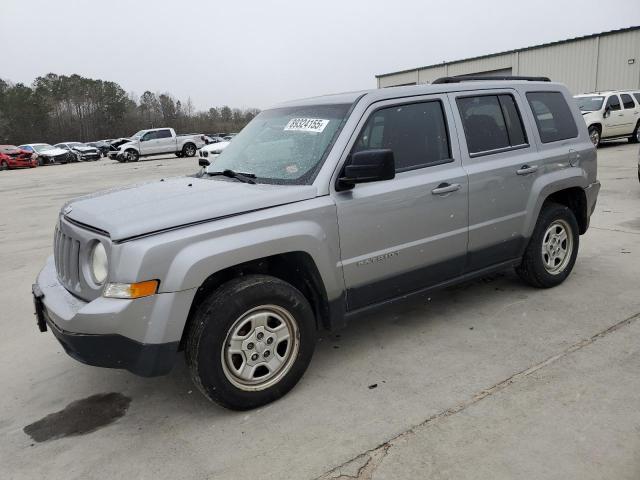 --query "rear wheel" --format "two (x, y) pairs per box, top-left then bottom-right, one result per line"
(588, 125), (600, 147)
(182, 143), (197, 157)
(186, 274), (317, 410)
(516, 203), (579, 288)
